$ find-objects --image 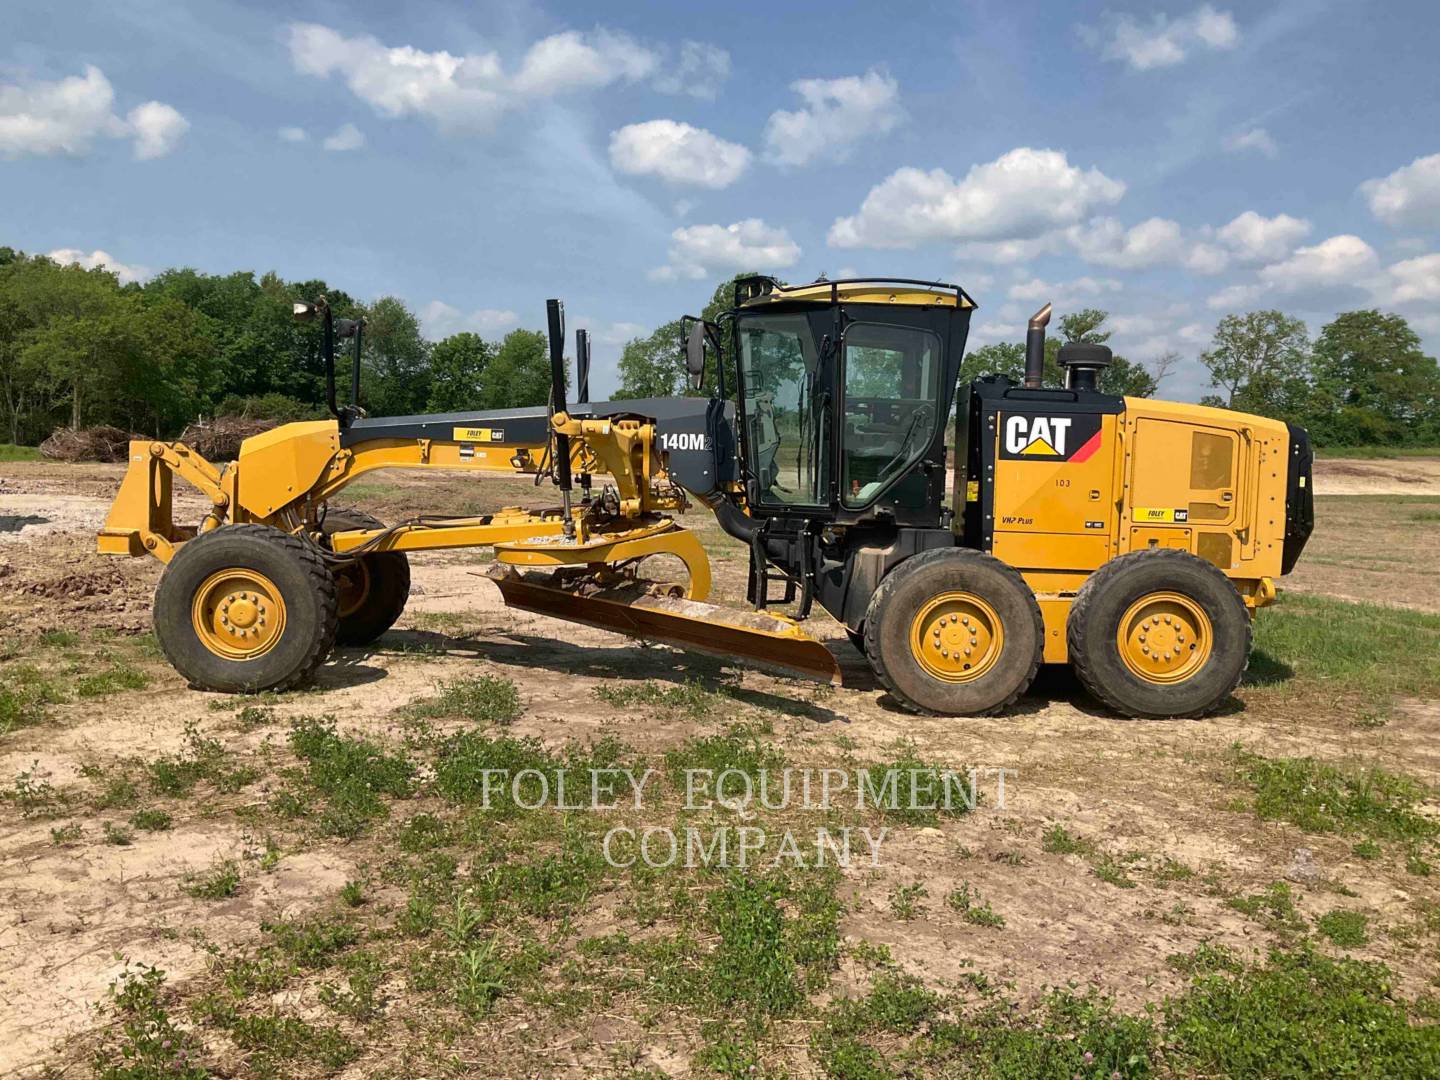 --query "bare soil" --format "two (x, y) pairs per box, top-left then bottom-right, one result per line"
(0, 458), (1437, 1076)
